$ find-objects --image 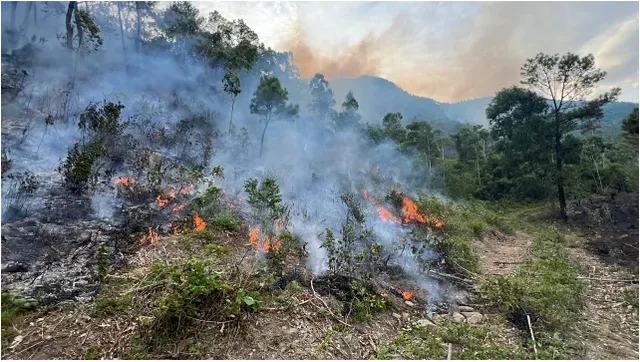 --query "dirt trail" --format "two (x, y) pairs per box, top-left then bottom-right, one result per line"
(568, 243), (639, 360)
(476, 231), (531, 276)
